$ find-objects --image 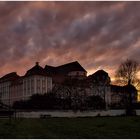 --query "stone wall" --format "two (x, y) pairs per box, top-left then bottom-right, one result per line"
(15, 110), (126, 118)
